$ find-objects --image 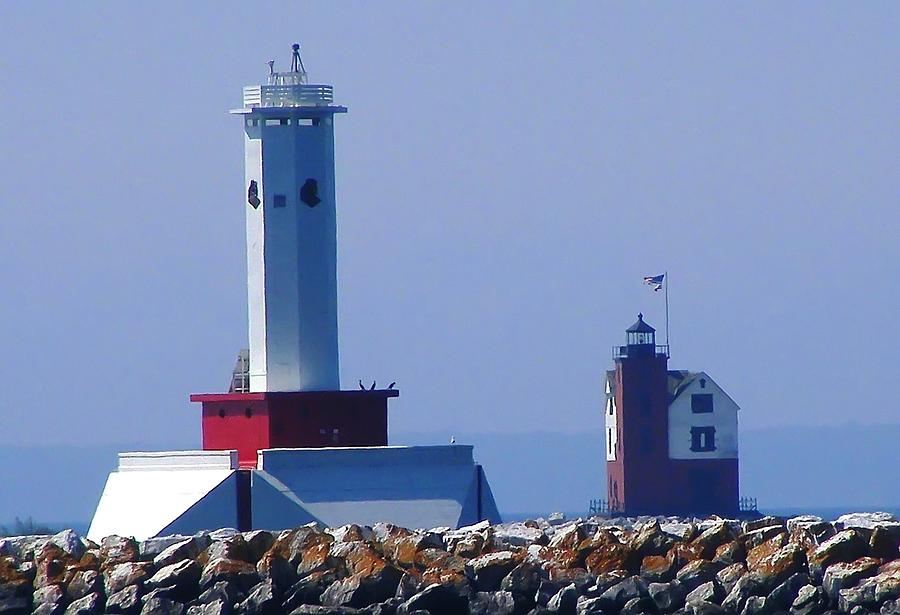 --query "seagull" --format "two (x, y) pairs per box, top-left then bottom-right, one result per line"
(358, 379), (366, 390)
(450, 435), (456, 444)
(370, 381), (376, 390)
(388, 382), (396, 390)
